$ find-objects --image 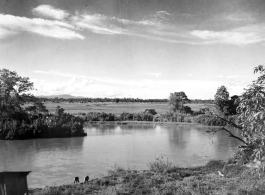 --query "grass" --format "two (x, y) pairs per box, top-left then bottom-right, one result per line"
(41, 102), (207, 115)
(29, 157), (265, 195)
